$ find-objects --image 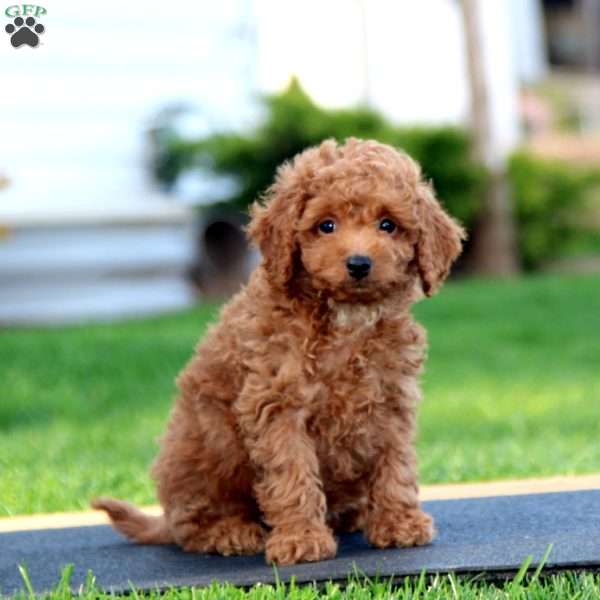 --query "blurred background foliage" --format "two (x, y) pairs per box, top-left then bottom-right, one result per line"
(509, 152), (600, 269)
(151, 79), (486, 227)
(150, 80), (600, 272)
